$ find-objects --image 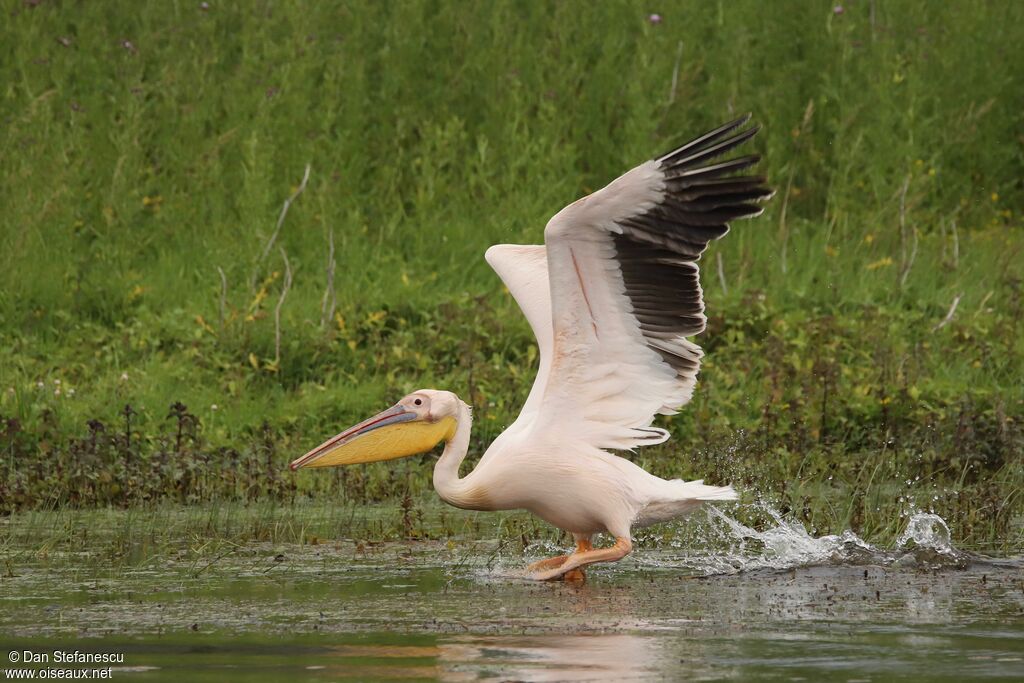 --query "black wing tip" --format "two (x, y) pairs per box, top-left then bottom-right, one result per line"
(660, 126), (762, 171)
(708, 113), (755, 137)
(708, 112), (757, 138)
(655, 114), (762, 164)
